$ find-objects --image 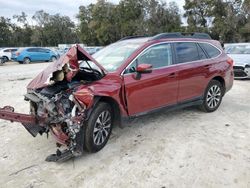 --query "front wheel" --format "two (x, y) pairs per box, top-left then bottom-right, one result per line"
(84, 102), (113, 153)
(50, 56), (57, 62)
(200, 80), (223, 112)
